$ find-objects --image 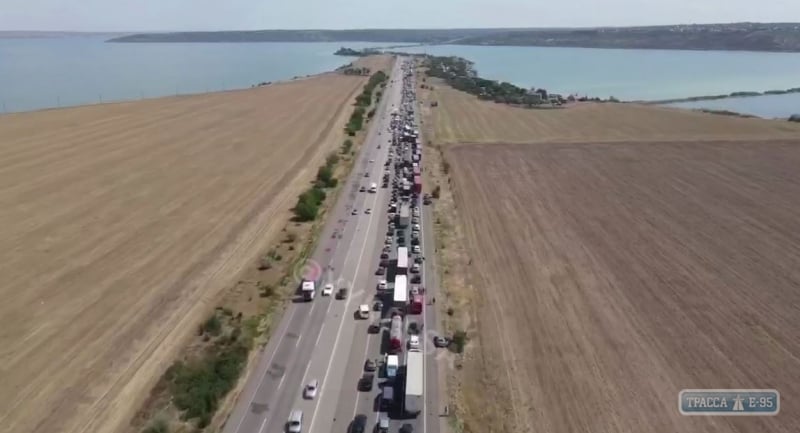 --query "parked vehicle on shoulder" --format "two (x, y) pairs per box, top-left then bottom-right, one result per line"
(364, 359), (377, 372)
(434, 336), (450, 348)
